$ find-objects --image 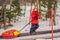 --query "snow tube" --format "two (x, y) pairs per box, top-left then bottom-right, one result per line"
(2, 30), (20, 39)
